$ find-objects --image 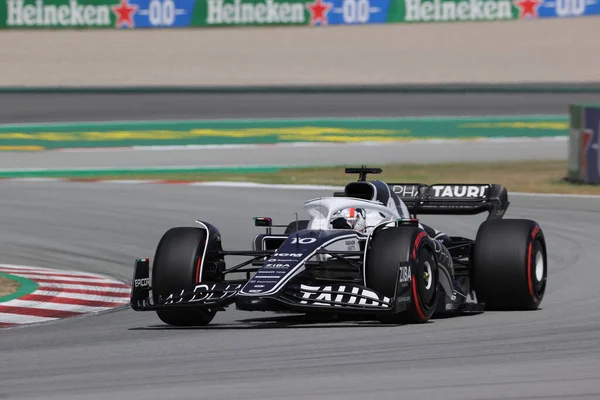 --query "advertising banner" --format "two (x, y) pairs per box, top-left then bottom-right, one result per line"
(196, 0), (331, 26)
(536, 0), (600, 19)
(0, 0), (598, 28)
(0, 0), (197, 28)
(1, 0), (116, 28)
(388, 0), (600, 22)
(567, 104), (600, 184)
(389, 0), (518, 23)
